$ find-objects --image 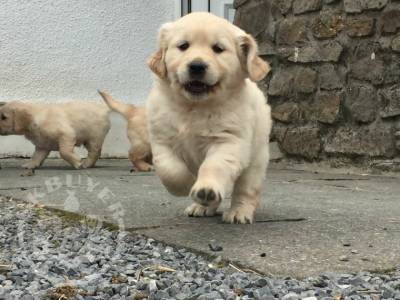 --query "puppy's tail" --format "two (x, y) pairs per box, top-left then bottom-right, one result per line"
(98, 90), (136, 119)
